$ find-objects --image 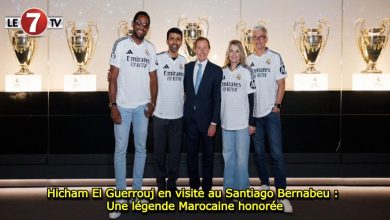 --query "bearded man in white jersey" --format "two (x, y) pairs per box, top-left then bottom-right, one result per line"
(153, 28), (187, 193)
(247, 25), (293, 213)
(108, 11), (157, 219)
